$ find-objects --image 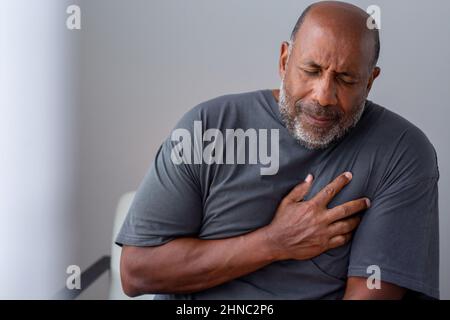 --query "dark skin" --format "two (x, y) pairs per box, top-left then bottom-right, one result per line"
(277, 2), (380, 116)
(274, 1), (404, 299)
(121, 2), (406, 299)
